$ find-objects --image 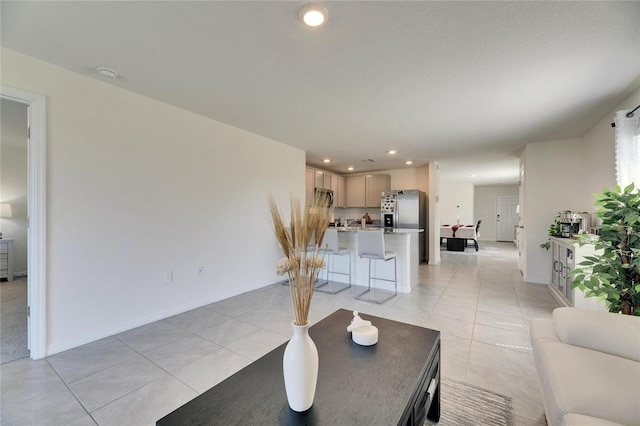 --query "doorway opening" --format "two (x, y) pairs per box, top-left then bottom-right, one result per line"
(0, 98), (29, 363)
(0, 85), (47, 360)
